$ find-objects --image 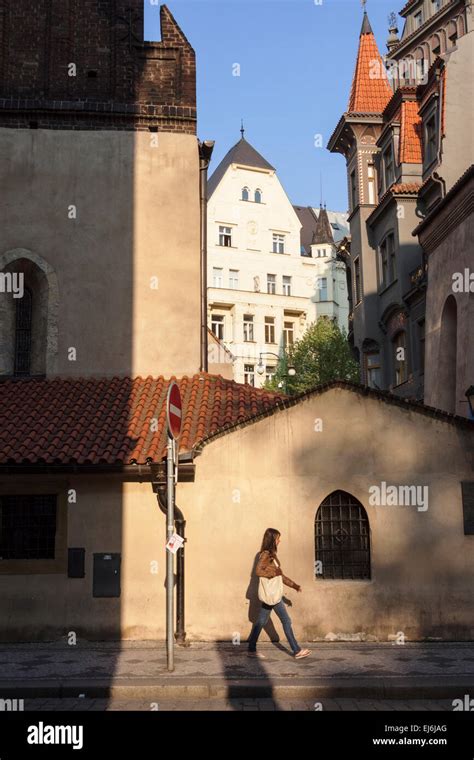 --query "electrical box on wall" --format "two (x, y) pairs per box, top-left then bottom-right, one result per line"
(68, 548), (85, 578)
(93, 553), (121, 597)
